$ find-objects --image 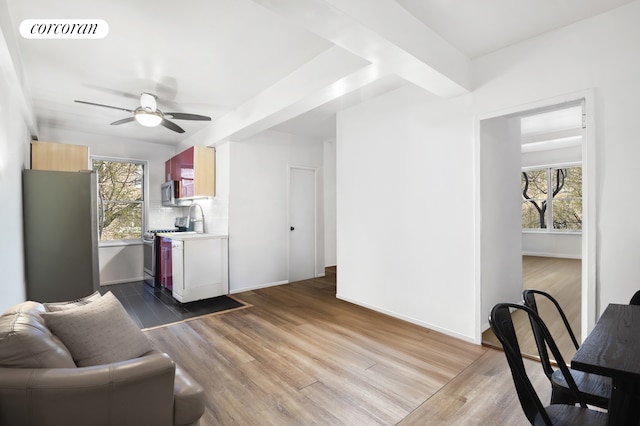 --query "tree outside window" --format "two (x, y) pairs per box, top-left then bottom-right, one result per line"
(92, 159), (144, 241)
(522, 166), (582, 231)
